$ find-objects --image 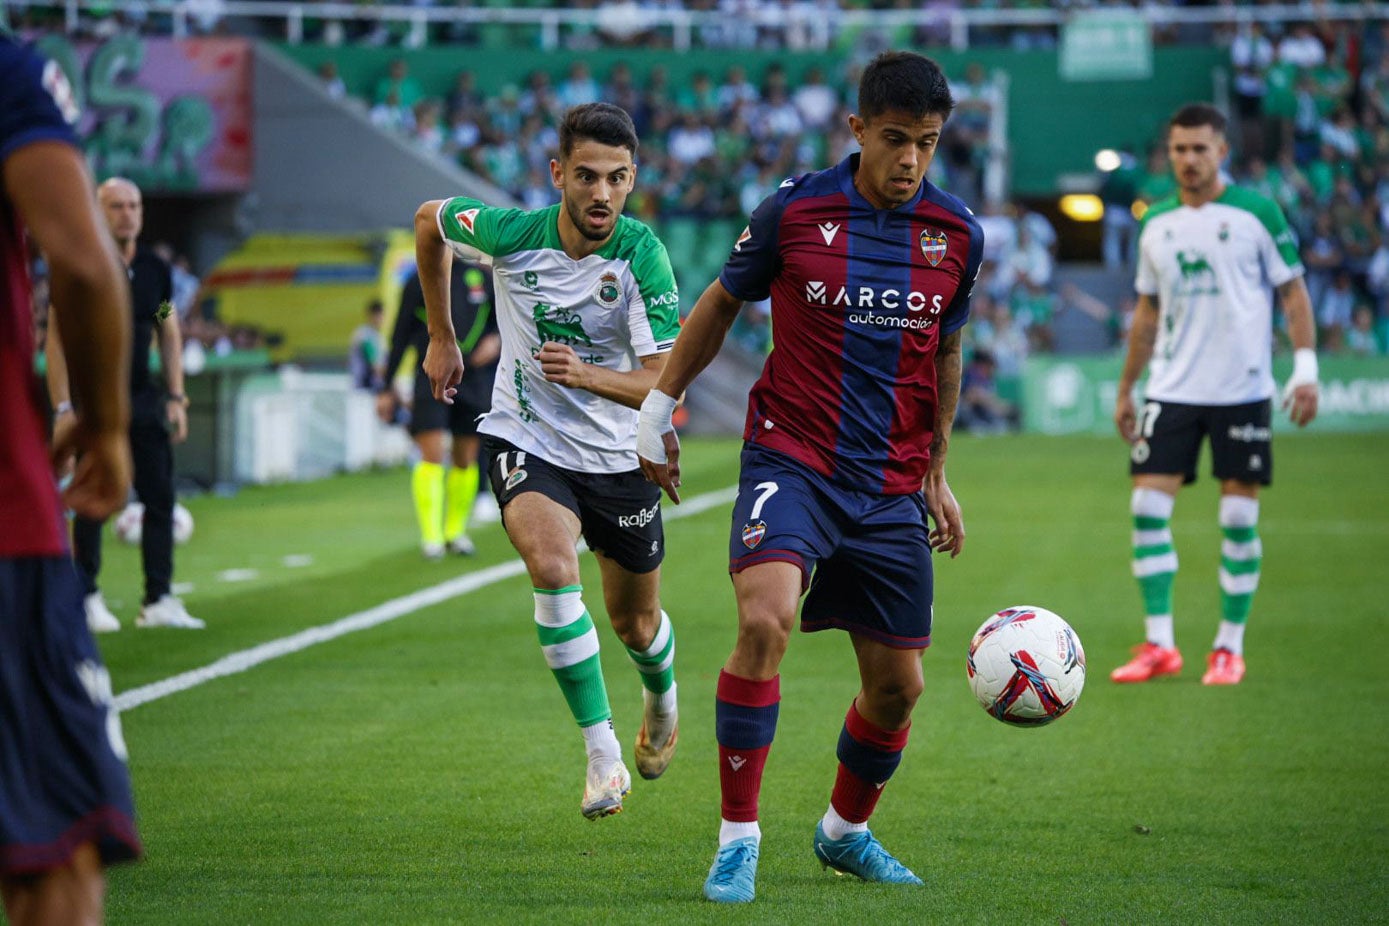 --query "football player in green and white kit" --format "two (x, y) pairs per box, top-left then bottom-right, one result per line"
(414, 103), (681, 819)
(1112, 103), (1319, 687)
